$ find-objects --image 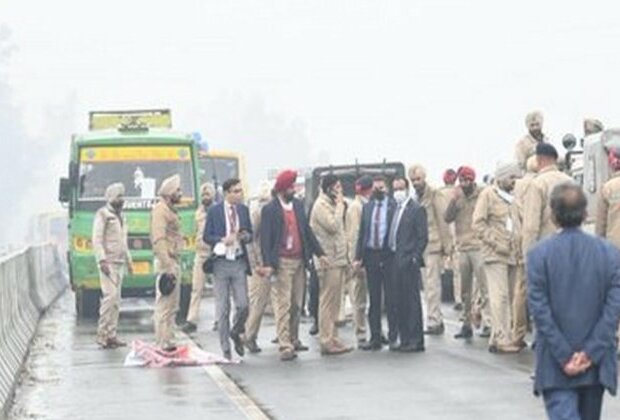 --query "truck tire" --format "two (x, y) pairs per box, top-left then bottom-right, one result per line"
(176, 284), (192, 325)
(75, 288), (101, 319)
